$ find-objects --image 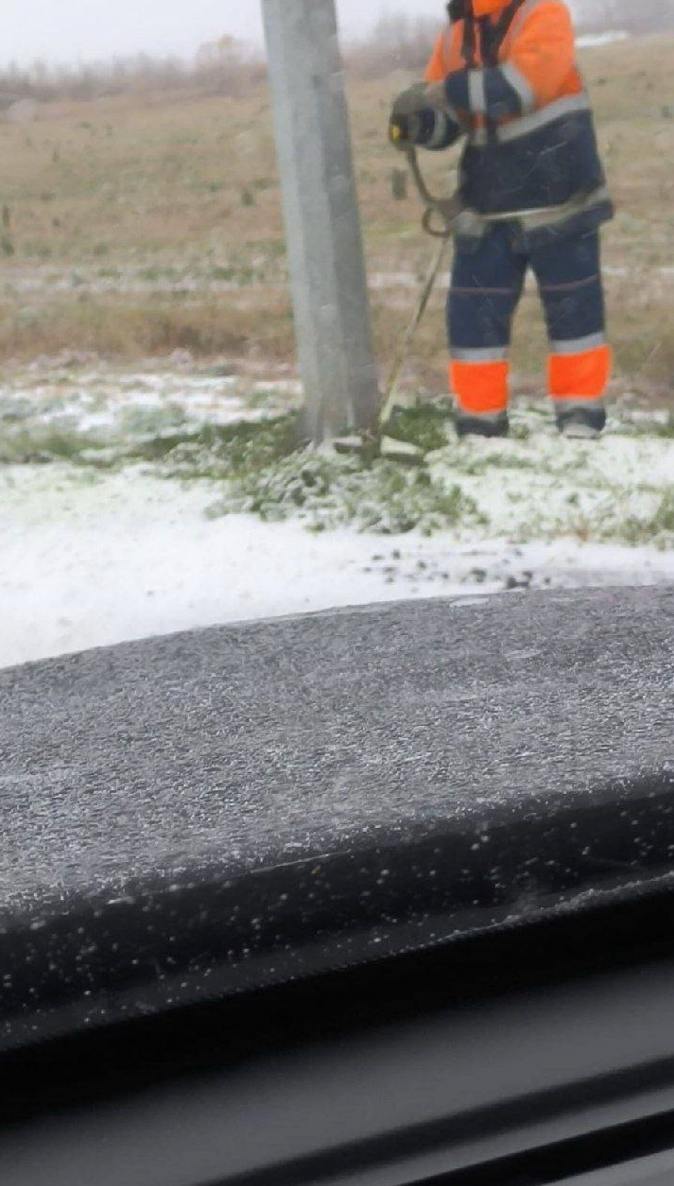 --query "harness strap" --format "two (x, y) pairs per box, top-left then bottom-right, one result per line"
(472, 0), (530, 143)
(479, 0), (529, 66)
(462, 11), (478, 69)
